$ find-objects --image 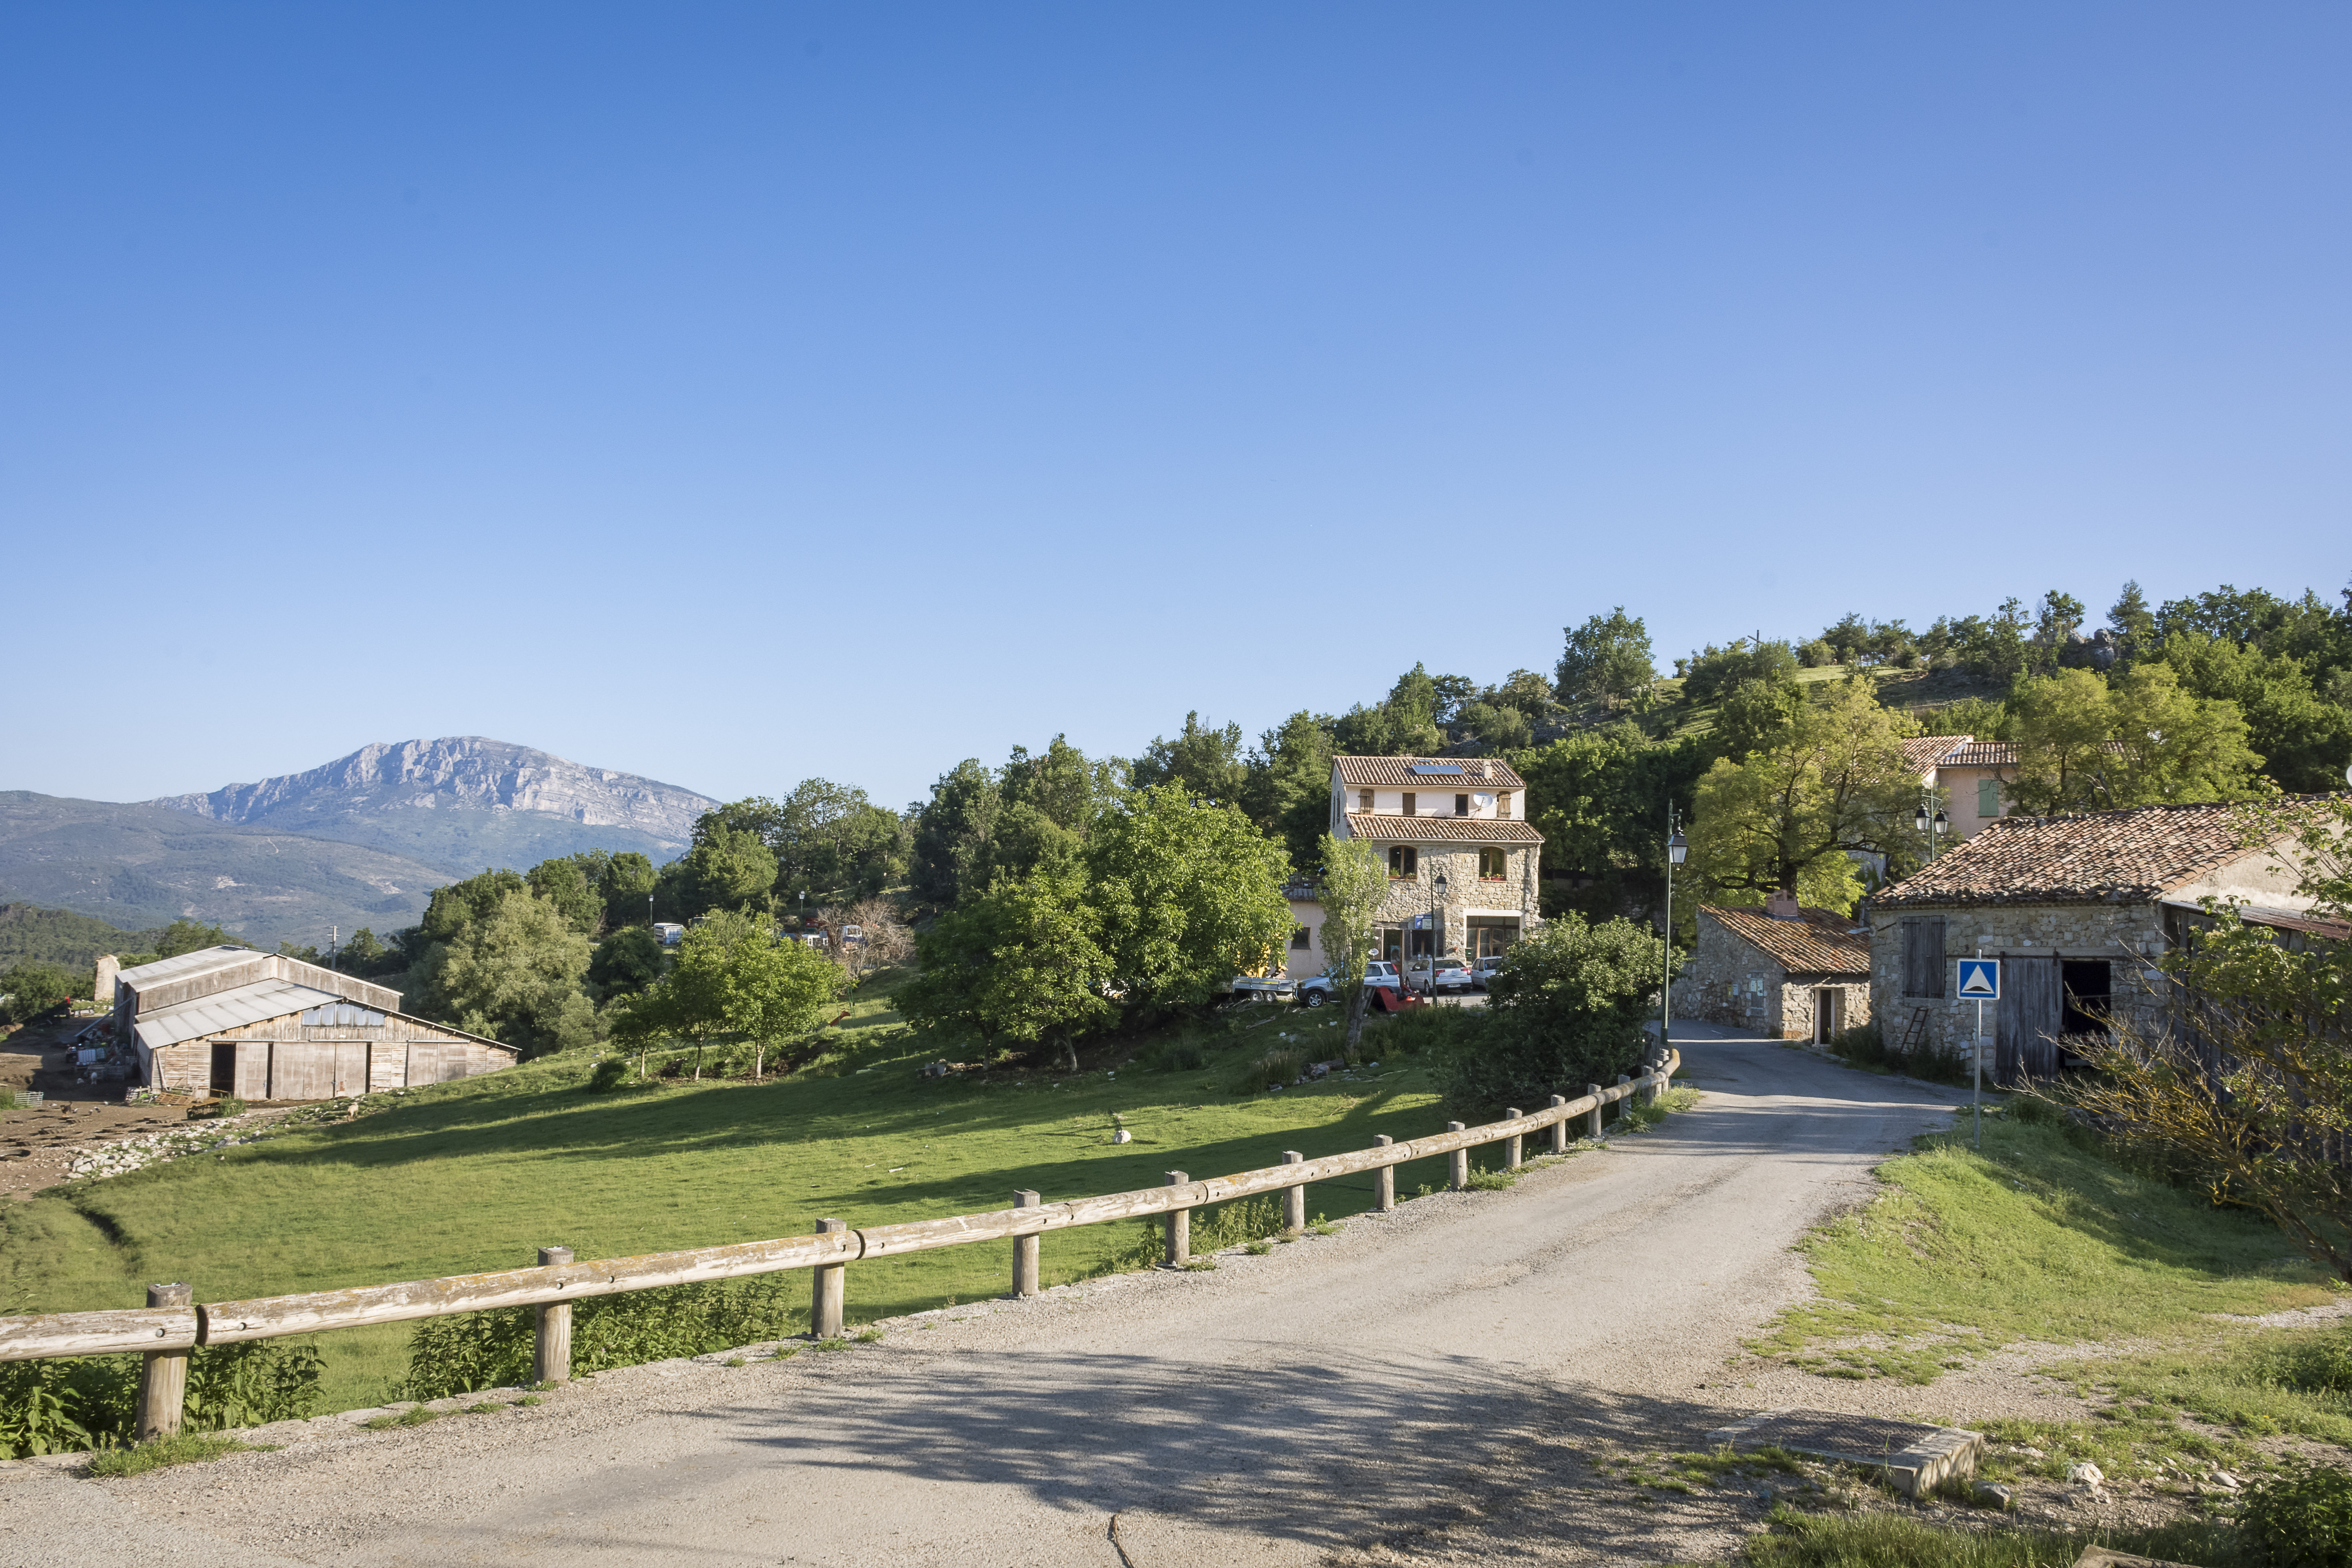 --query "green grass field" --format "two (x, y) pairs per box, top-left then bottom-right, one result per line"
(3, 984), (1486, 1410)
